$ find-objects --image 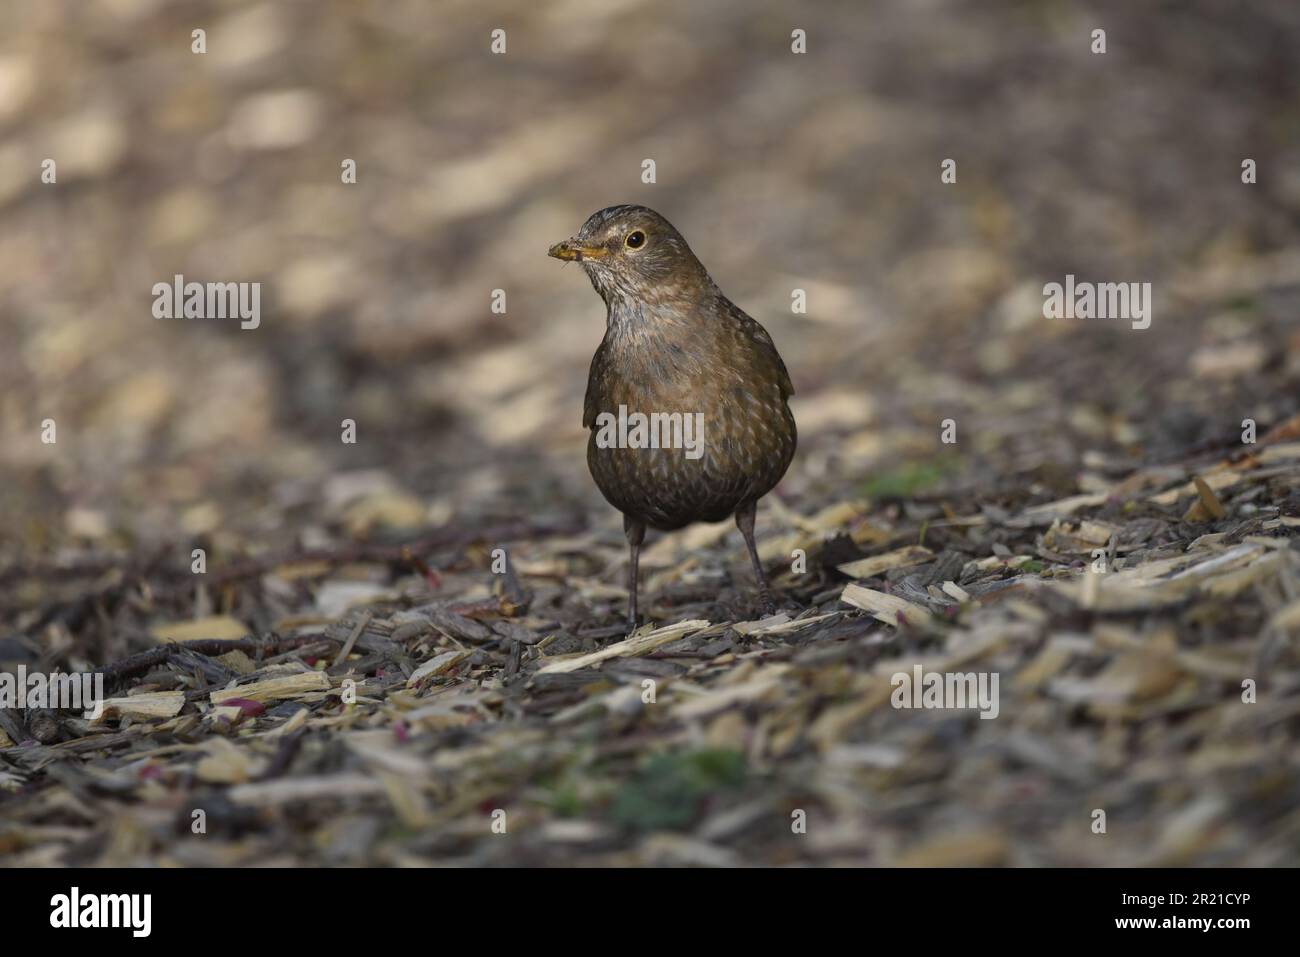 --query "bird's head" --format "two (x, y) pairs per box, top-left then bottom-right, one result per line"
(548, 205), (711, 306)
